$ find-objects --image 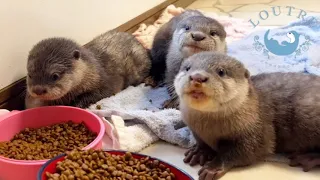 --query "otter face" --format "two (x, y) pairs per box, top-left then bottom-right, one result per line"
(173, 16), (227, 58)
(174, 52), (250, 112)
(26, 38), (85, 100)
